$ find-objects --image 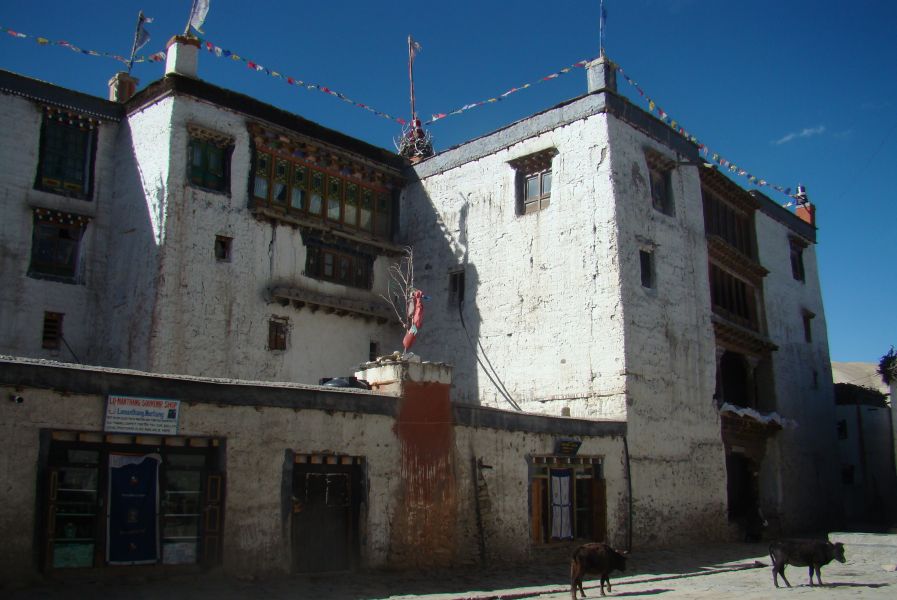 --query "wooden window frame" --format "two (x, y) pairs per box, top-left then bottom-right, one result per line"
(509, 148), (557, 216)
(709, 263), (759, 330)
(304, 245), (373, 290)
(35, 108), (97, 200)
(188, 135), (232, 194)
(250, 148), (394, 239)
(268, 317), (288, 351)
(529, 456), (605, 545)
